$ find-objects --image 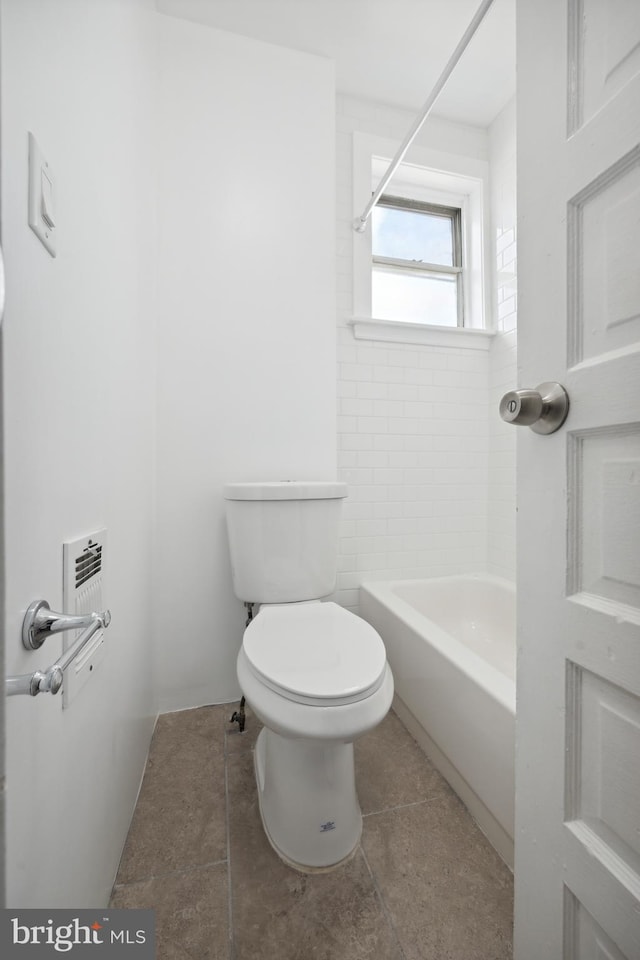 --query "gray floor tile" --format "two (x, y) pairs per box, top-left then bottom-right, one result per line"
(112, 703), (513, 960)
(355, 709), (452, 815)
(116, 705), (228, 883)
(227, 747), (403, 960)
(110, 861), (229, 960)
(361, 793), (513, 960)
